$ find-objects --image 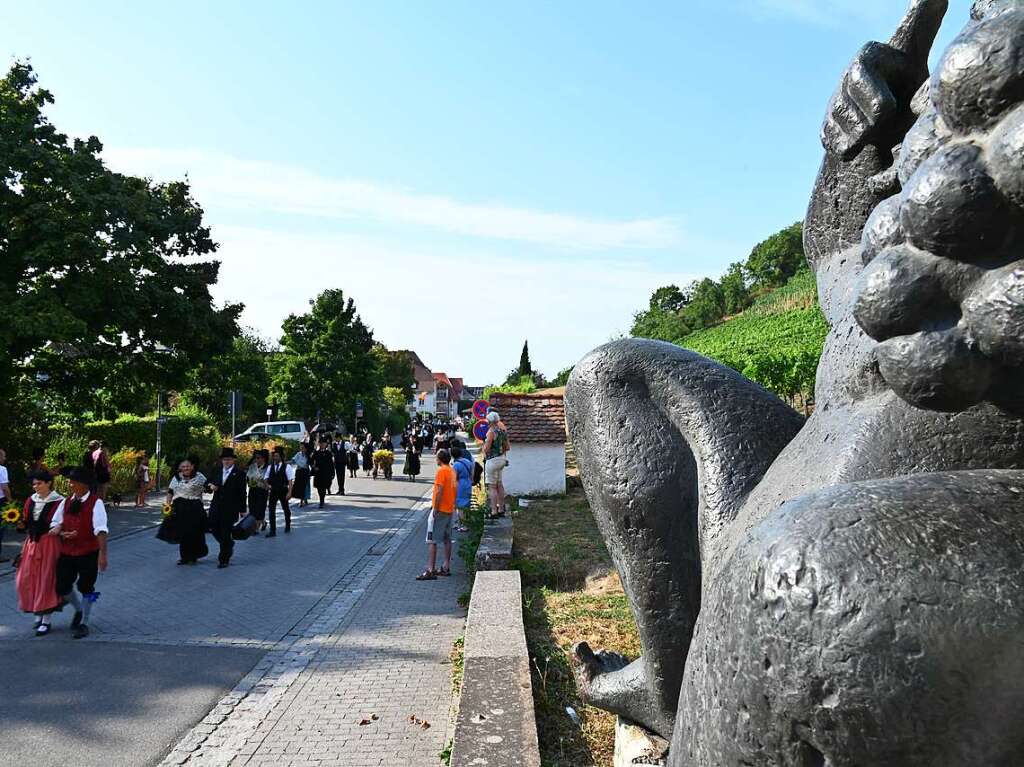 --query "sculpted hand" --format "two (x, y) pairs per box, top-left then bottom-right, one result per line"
(823, 0), (947, 159)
